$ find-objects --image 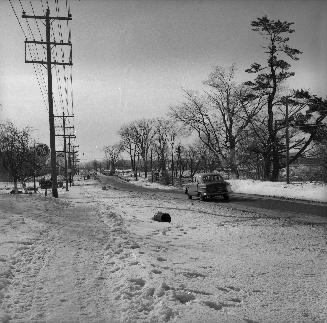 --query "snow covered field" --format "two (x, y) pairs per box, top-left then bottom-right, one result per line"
(0, 178), (326, 322)
(125, 176), (327, 203)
